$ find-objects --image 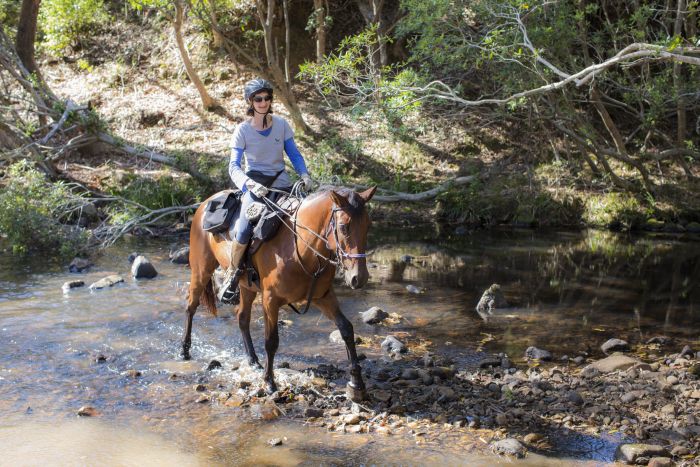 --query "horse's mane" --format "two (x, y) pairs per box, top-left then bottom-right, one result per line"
(308, 186), (366, 216)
